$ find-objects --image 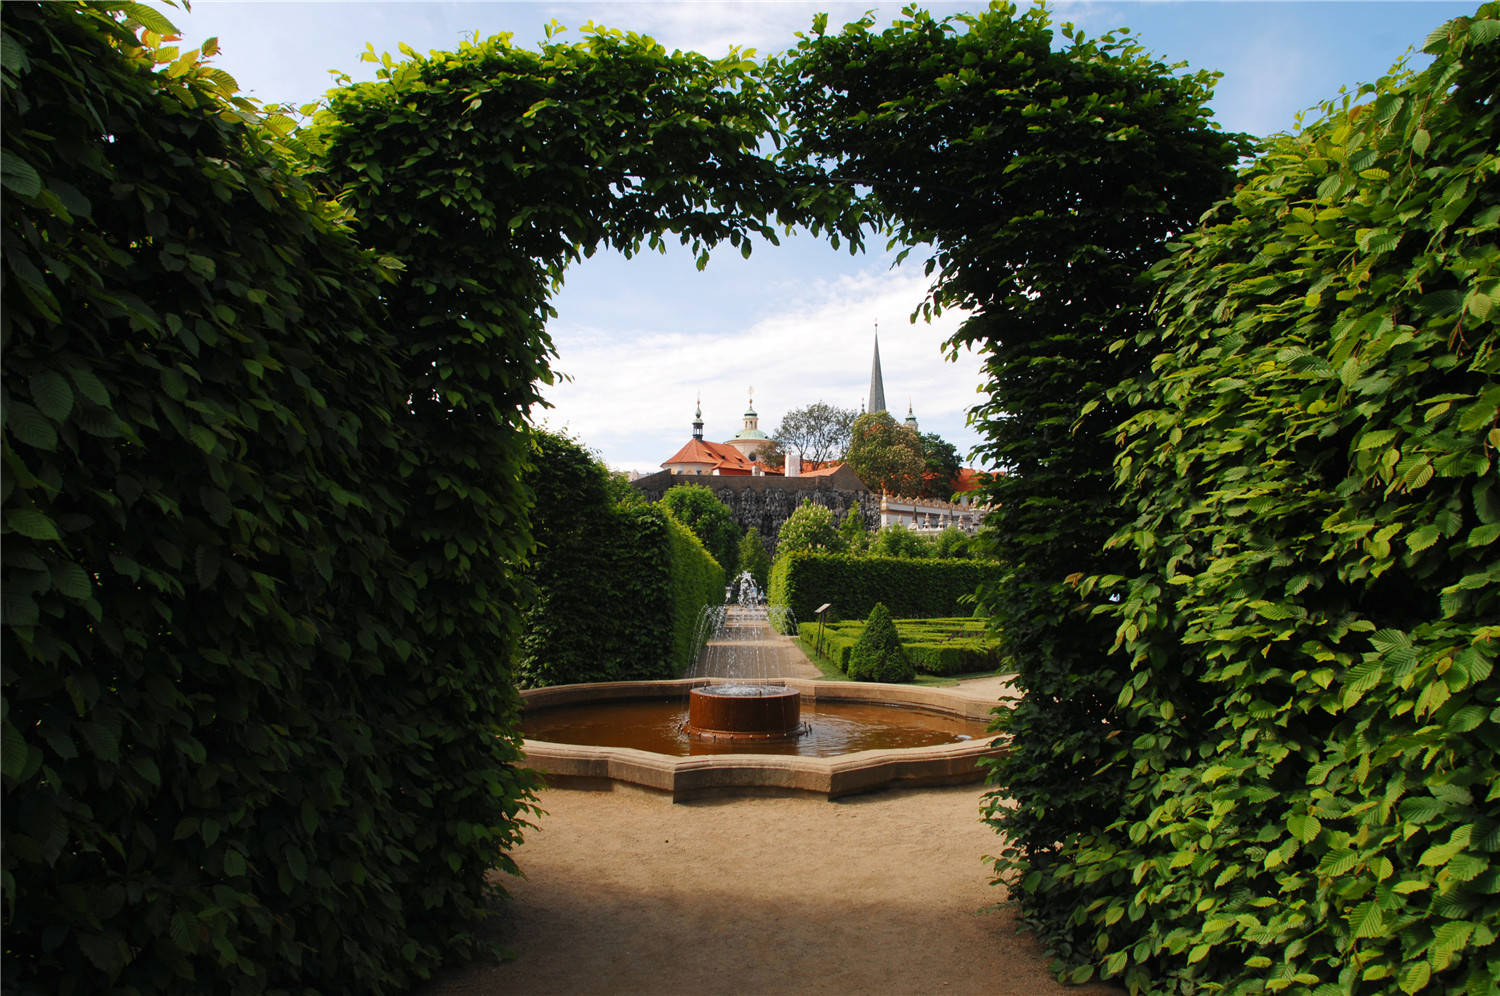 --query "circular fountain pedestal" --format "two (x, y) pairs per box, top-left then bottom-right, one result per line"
(684, 685), (809, 743)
